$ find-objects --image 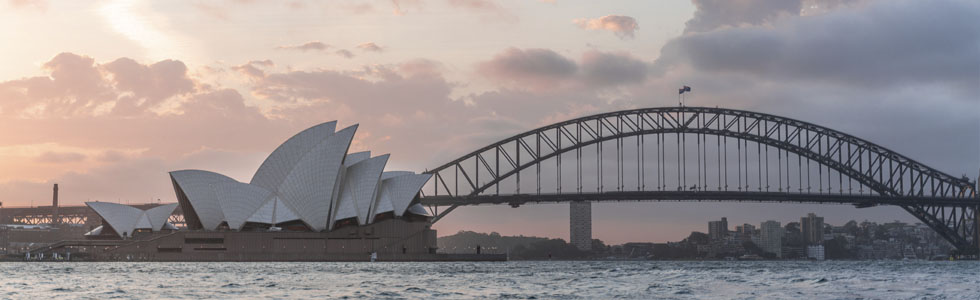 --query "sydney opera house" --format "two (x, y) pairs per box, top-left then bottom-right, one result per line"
(75, 121), (466, 261)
